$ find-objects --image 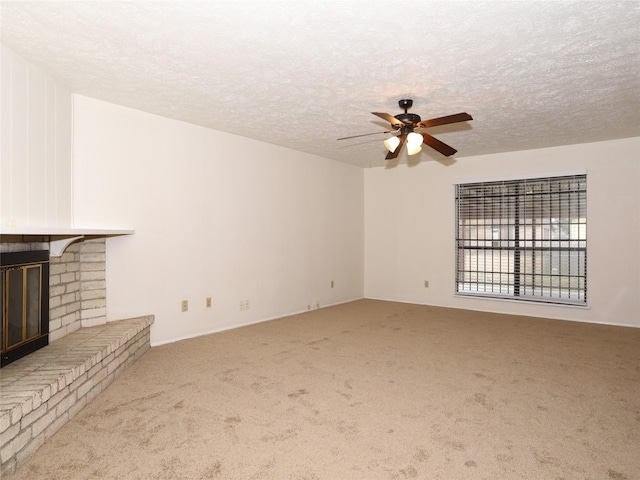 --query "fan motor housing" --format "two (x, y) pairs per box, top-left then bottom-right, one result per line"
(394, 113), (421, 125)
